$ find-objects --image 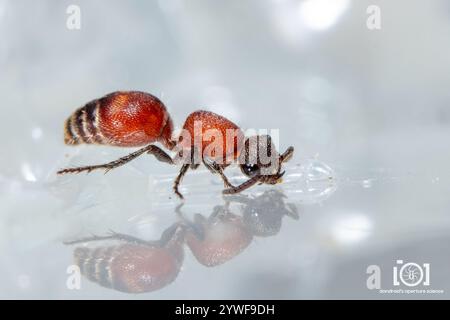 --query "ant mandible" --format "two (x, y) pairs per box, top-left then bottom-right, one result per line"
(57, 91), (294, 198)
